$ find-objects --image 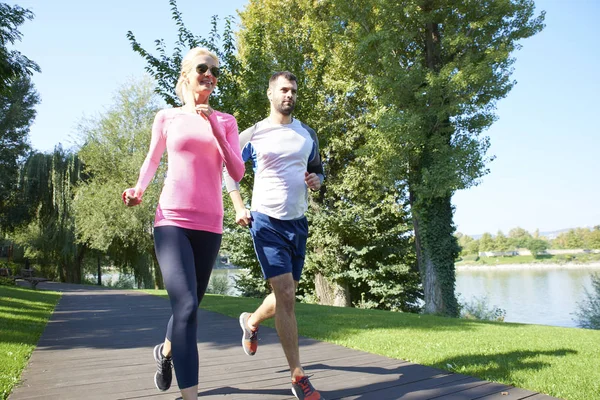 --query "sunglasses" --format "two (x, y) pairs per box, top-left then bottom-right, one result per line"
(196, 63), (220, 78)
